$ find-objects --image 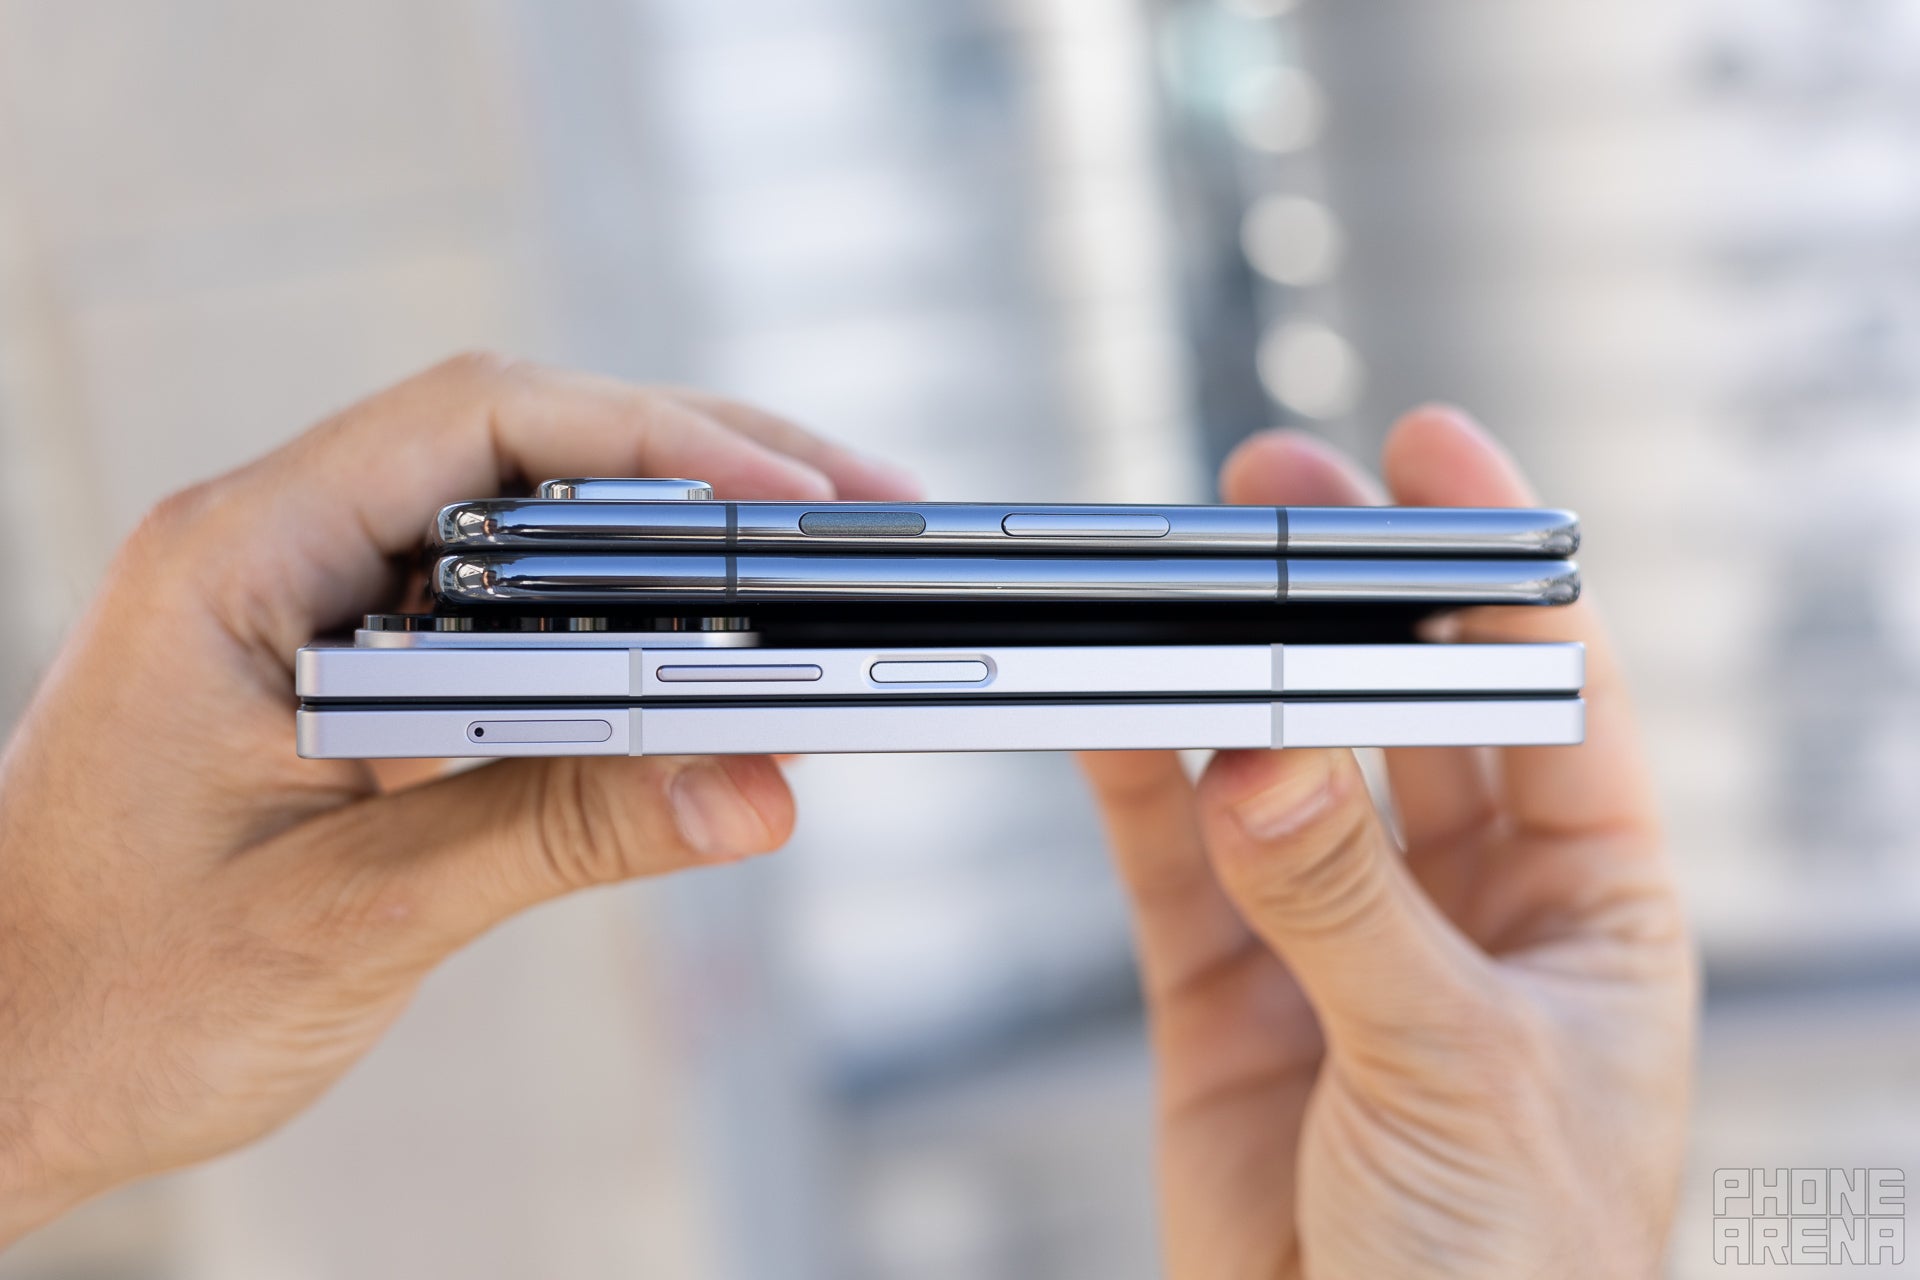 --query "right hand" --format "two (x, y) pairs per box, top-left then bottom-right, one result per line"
(1080, 409), (1695, 1278)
